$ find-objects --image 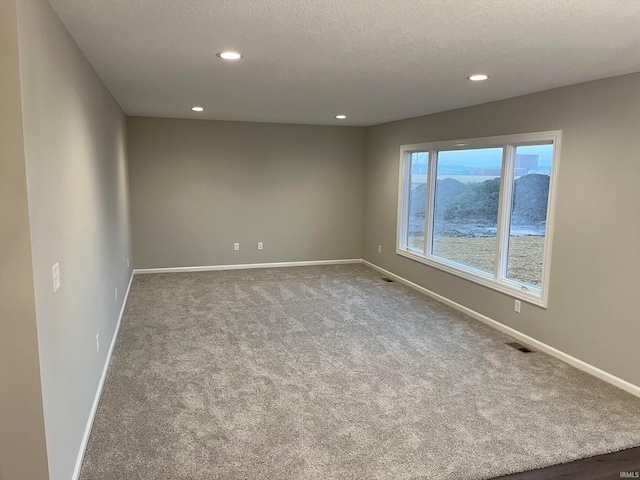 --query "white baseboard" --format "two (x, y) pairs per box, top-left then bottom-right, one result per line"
(71, 270), (134, 480)
(363, 260), (640, 399)
(133, 258), (363, 275)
